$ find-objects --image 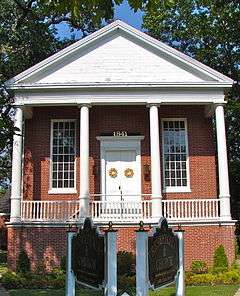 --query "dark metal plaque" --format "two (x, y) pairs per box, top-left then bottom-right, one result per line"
(72, 218), (104, 289)
(148, 219), (179, 289)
